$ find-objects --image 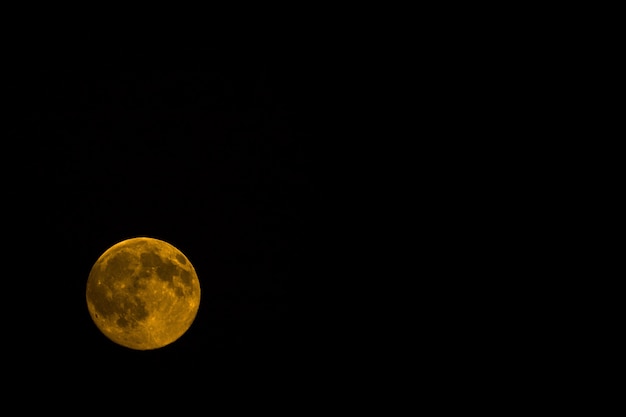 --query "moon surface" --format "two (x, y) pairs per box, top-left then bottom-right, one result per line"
(86, 237), (201, 350)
